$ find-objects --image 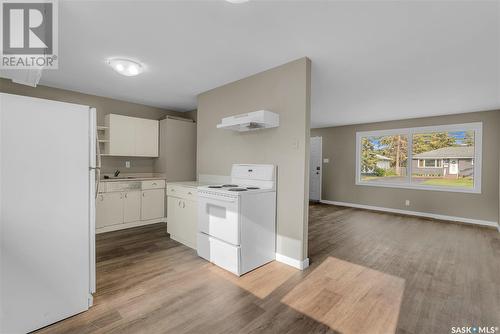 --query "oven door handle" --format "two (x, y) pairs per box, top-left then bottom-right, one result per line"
(198, 193), (238, 203)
